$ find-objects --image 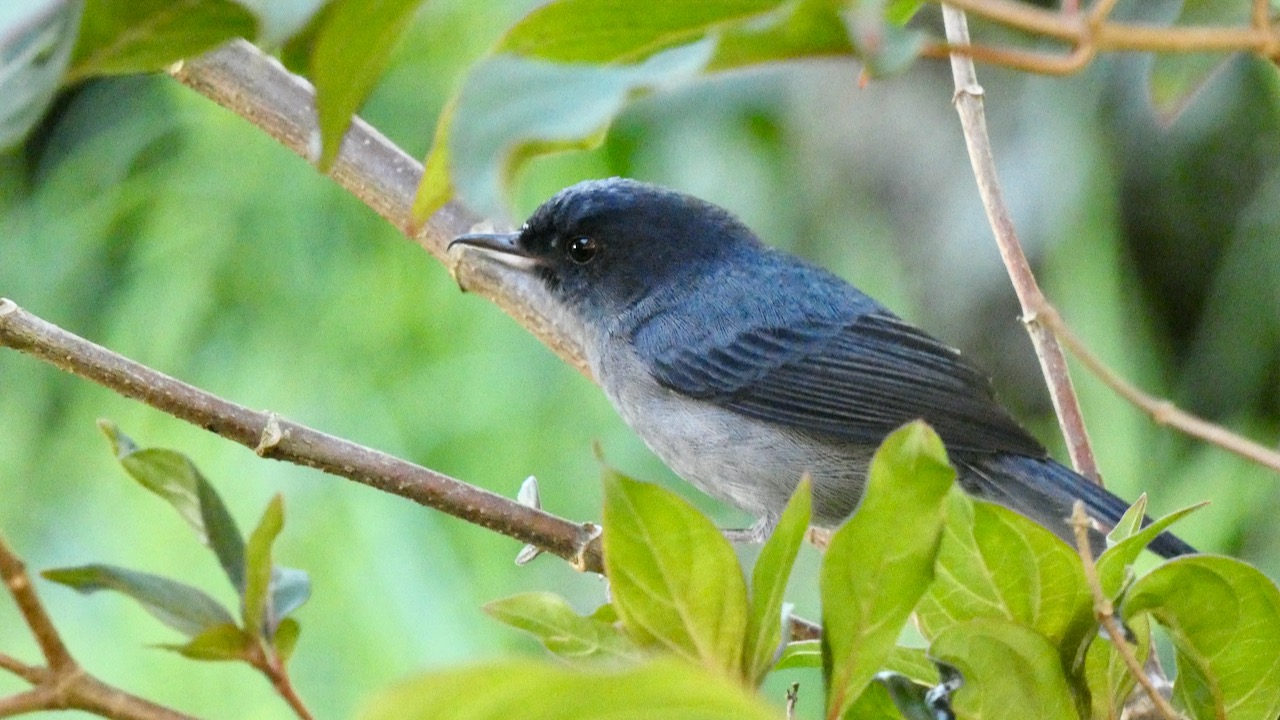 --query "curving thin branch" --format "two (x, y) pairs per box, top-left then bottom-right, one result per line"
(941, 5), (1102, 483)
(0, 534), (197, 720)
(924, 0), (1279, 76)
(940, 6), (1280, 478)
(1070, 503), (1178, 720)
(1041, 306), (1280, 473)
